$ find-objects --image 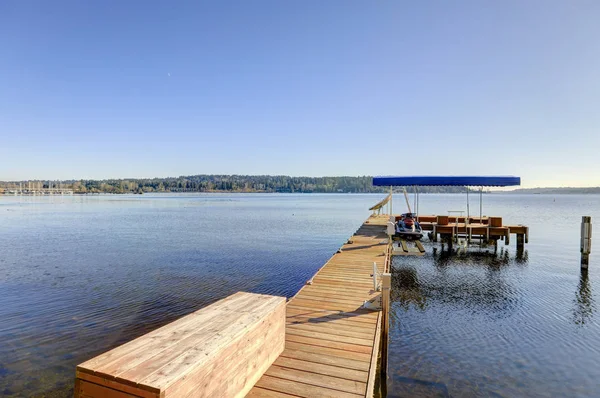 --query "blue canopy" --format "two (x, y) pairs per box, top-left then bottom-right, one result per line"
(372, 176), (520, 187)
